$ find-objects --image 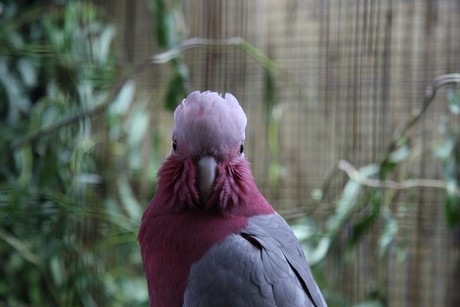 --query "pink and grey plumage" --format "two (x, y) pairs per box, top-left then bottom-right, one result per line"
(138, 91), (327, 307)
